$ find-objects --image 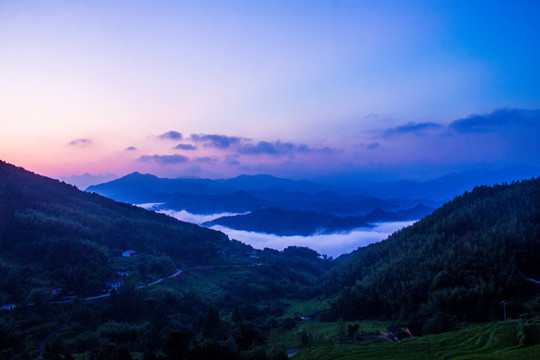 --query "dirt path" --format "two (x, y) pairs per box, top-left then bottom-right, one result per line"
(16, 270), (184, 309)
(36, 311), (72, 360)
